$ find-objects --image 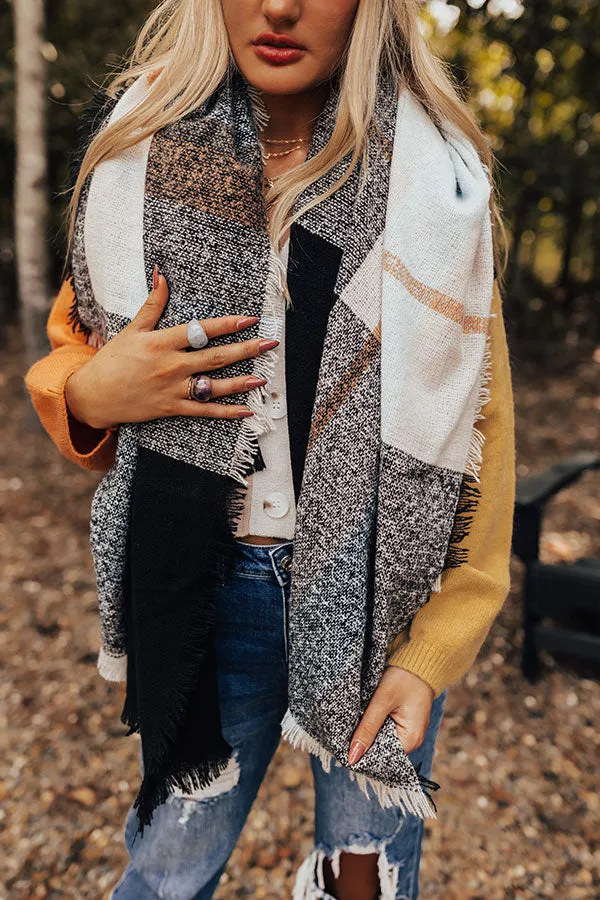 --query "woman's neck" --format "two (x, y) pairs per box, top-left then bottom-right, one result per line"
(259, 81), (331, 143)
